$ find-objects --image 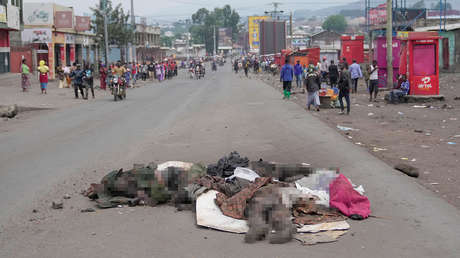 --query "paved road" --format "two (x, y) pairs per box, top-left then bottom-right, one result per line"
(0, 67), (459, 257)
